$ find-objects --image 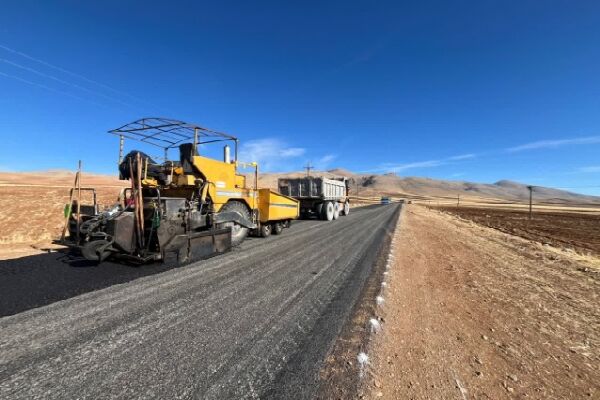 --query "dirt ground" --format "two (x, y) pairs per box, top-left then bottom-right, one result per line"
(0, 171), (124, 259)
(438, 206), (600, 257)
(363, 205), (599, 399)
